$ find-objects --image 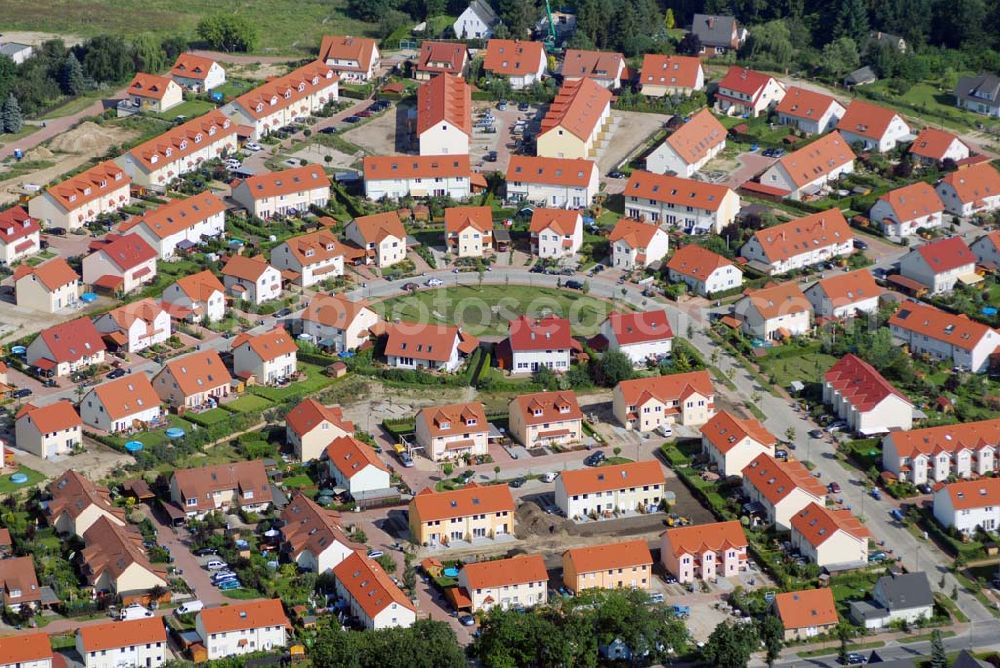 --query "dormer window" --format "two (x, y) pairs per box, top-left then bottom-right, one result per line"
(256, 103), (264, 112)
